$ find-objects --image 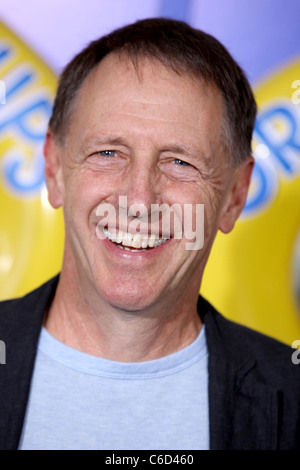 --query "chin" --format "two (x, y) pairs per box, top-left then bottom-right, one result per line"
(96, 281), (162, 313)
